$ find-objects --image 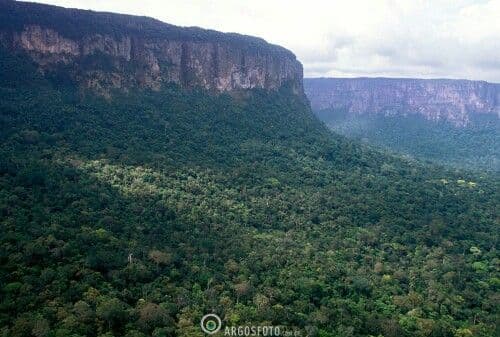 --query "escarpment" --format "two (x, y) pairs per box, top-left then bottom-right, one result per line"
(305, 78), (500, 127)
(0, 0), (303, 96)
